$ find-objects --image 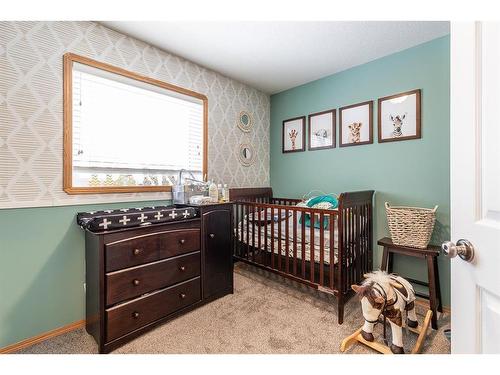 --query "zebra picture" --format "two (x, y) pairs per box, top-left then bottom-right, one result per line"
(390, 113), (406, 137)
(378, 89), (421, 143)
